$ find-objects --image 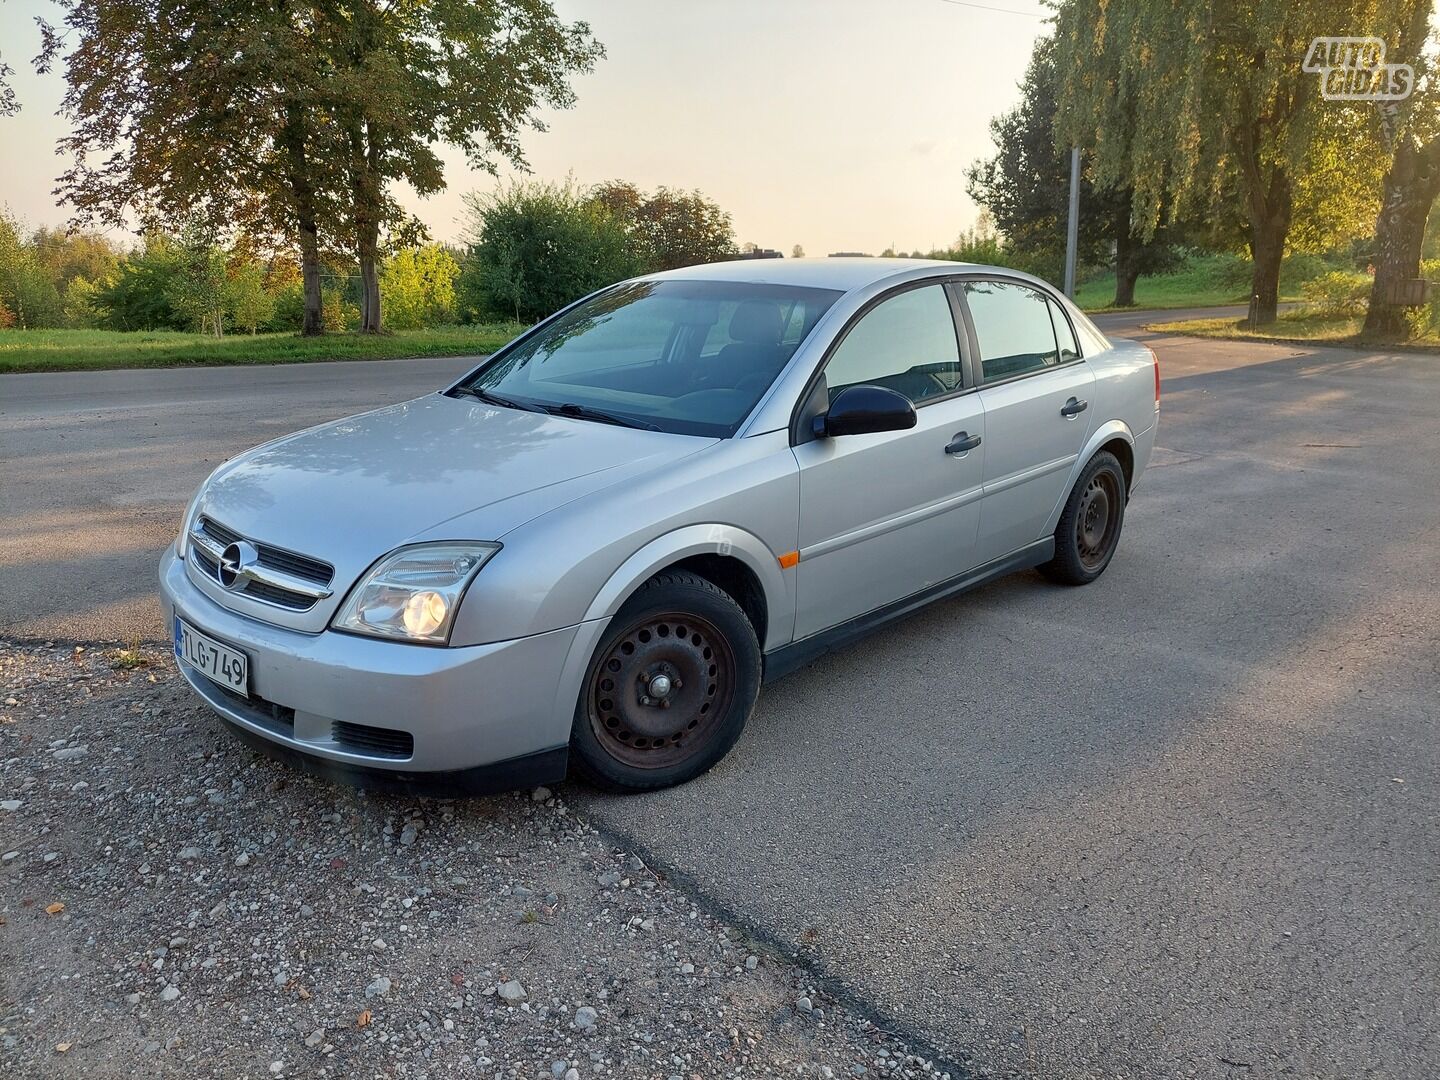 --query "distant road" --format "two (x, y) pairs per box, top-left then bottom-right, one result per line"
(1090, 301), (1306, 336)
(1090, 302), (1242, 334)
